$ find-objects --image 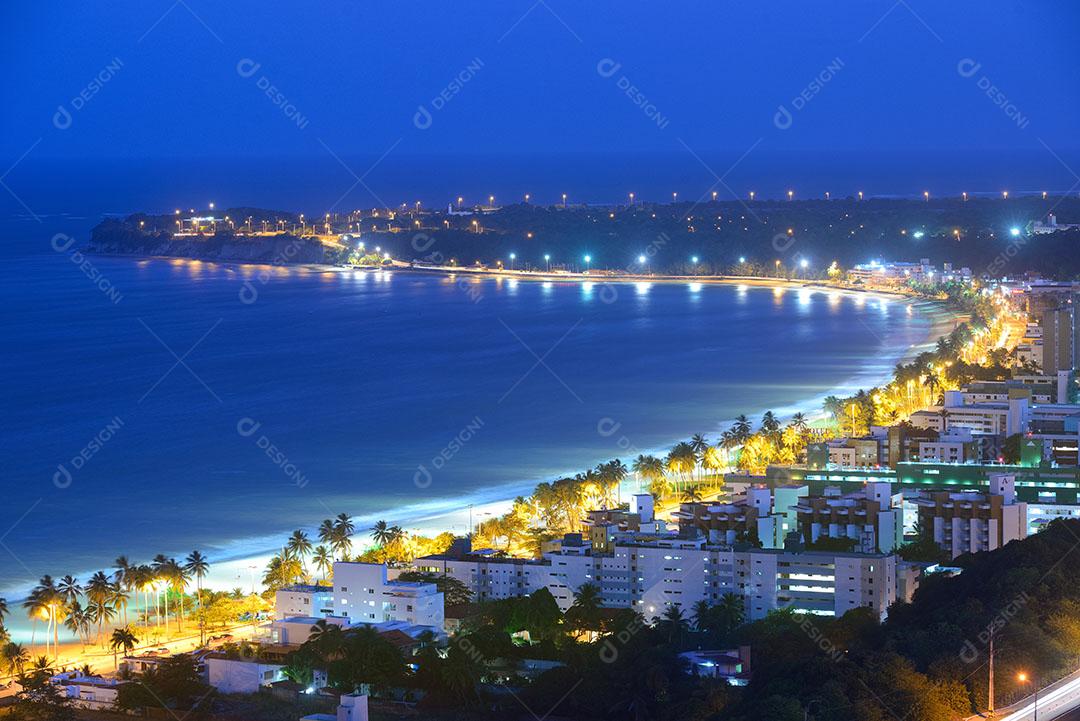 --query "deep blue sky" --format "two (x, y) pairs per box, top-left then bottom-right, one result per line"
(4, 1), (1078, 161)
